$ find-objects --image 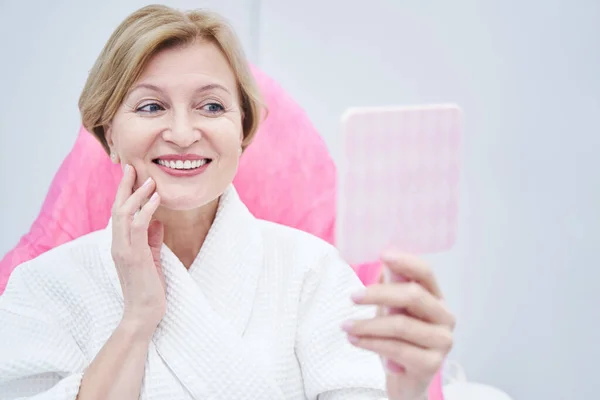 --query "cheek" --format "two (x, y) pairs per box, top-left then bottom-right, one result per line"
(206, 118), (243, 156)
(111, 119), (158, 187)
(113, 119), (157, 158)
